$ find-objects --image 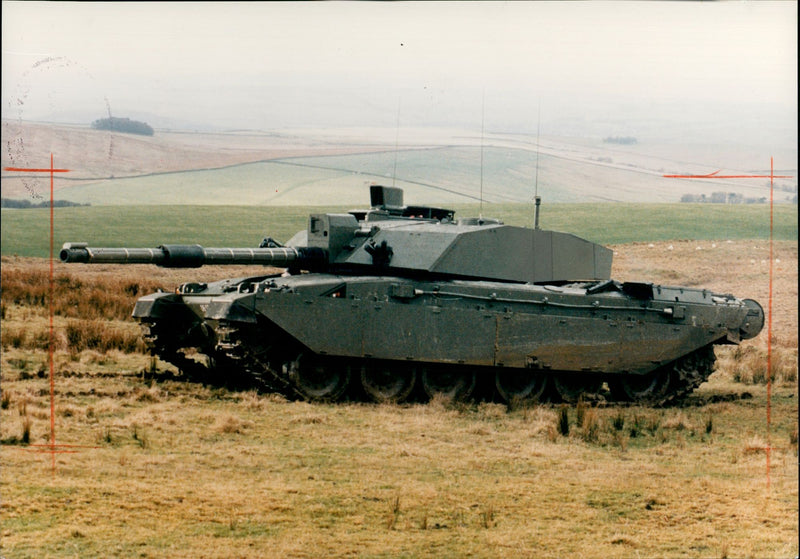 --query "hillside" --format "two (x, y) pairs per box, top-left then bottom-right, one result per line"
(0, 121), (393, 199)
(2, 121), (796, 205)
